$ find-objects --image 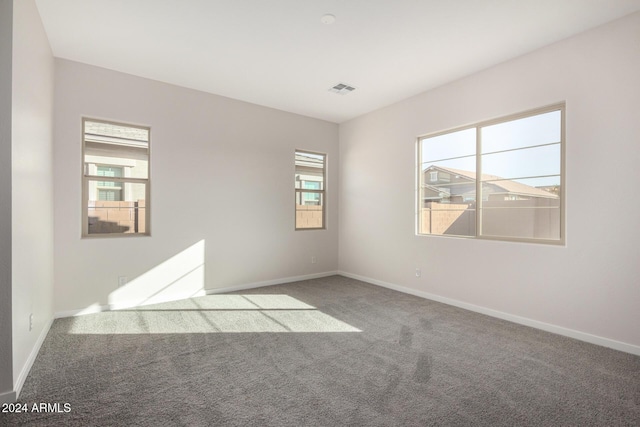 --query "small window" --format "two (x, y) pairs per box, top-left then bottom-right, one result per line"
(82, 119), (150, 236)
(430, 171), (438, 182)
(417, 104), (564, 244)
(295, 150), (326, 230)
